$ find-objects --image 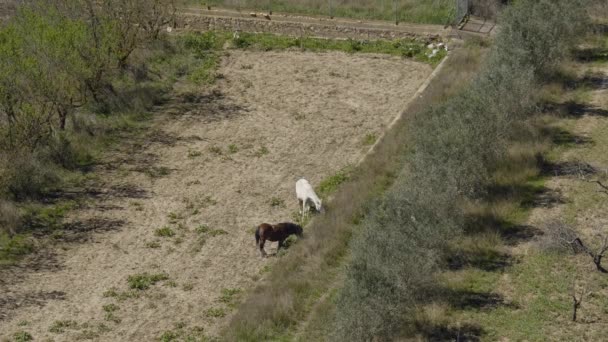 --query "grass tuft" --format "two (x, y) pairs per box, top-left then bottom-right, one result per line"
(127, 272), (169, 290)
